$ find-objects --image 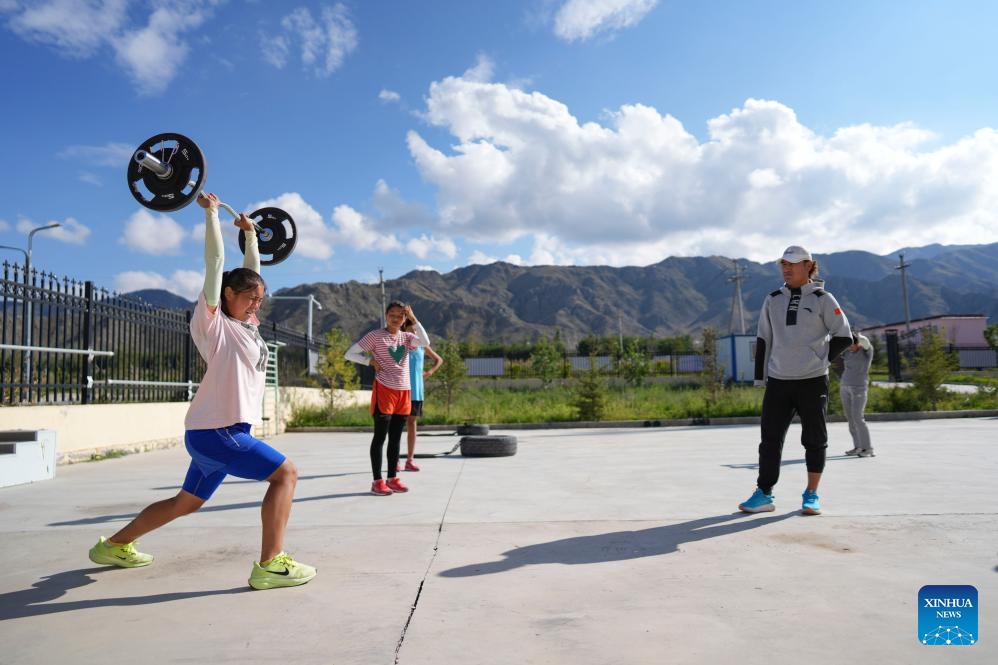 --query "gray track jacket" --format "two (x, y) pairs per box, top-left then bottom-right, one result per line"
(754, 281), (852, 383)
